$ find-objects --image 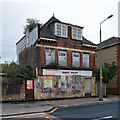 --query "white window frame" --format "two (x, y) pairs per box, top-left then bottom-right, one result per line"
(72, 52), (80, 67)
(56, 24), (61, 36)
(58, 51), (67, 66)
(46, 49), (55, 65)
(55, 23), (68, 38)
(72, 27), (82, 40)
(83, 54), (89, 68)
